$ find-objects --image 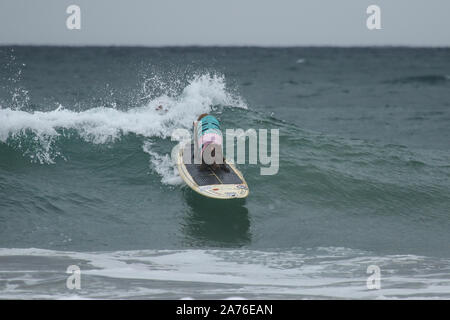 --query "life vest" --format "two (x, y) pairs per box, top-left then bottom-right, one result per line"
(196, 115), (223, 159)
